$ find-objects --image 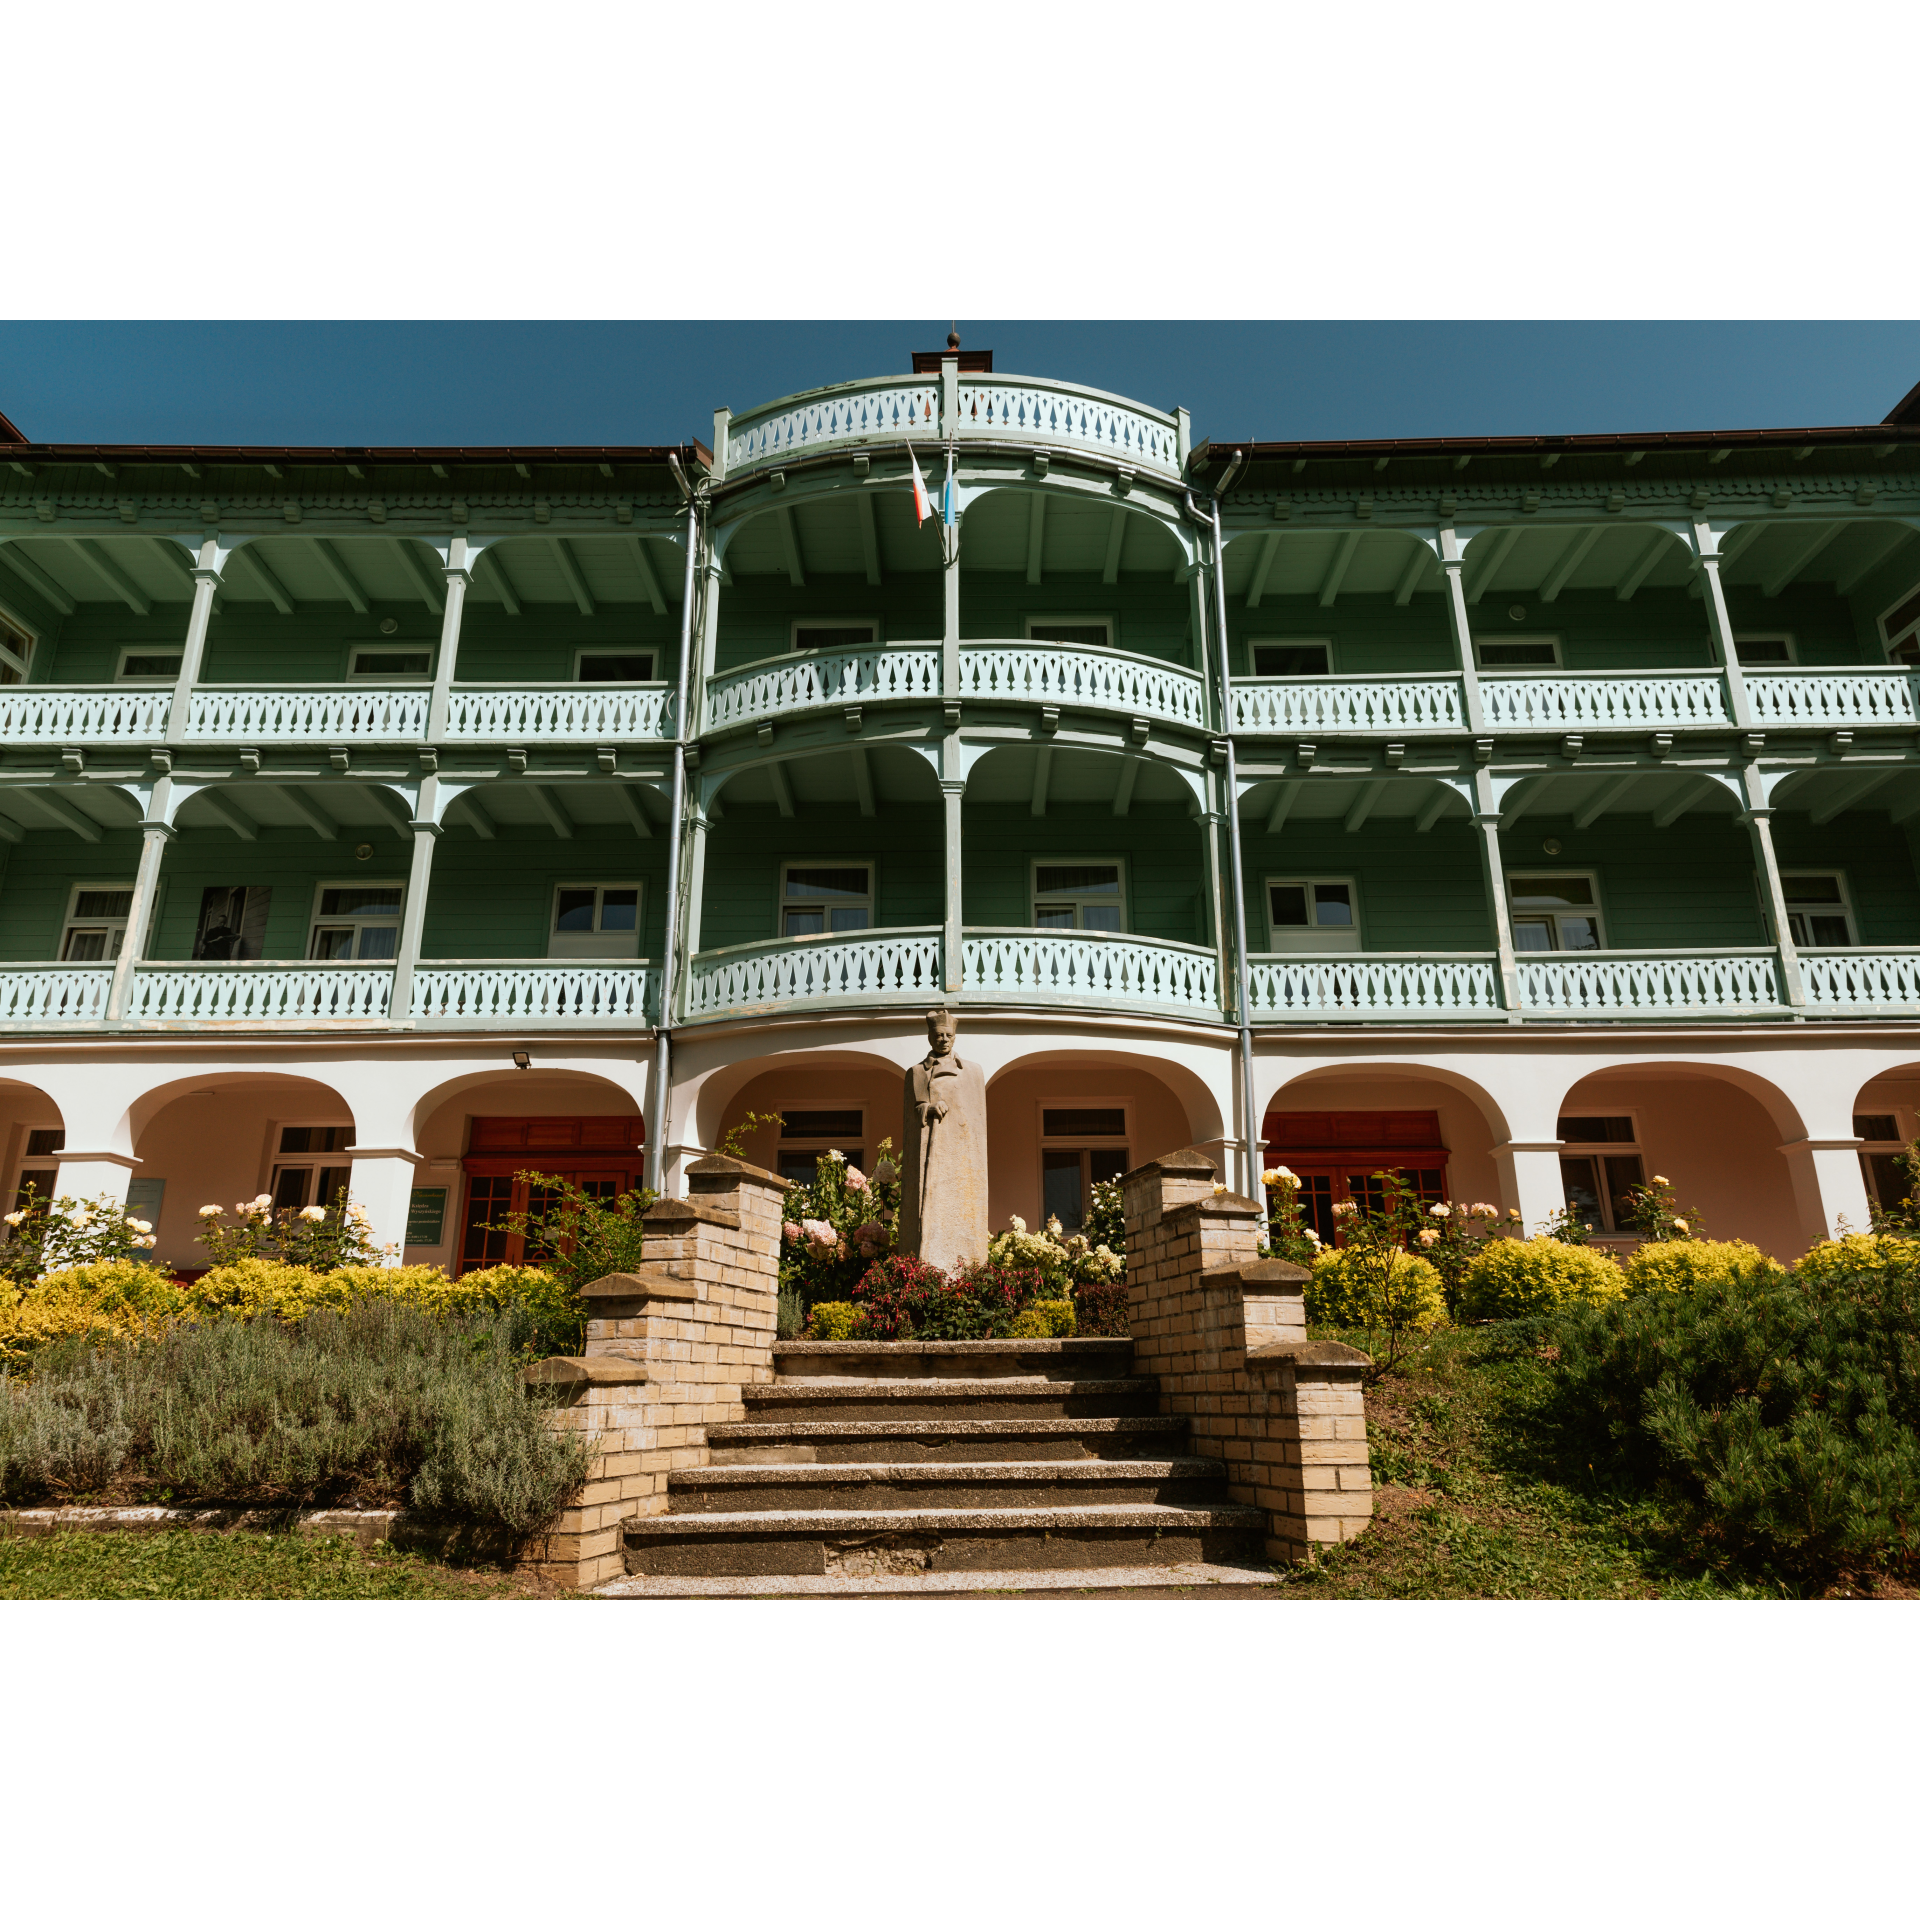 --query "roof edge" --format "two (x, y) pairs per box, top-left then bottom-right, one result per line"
(1190, 423), (1920, 465)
